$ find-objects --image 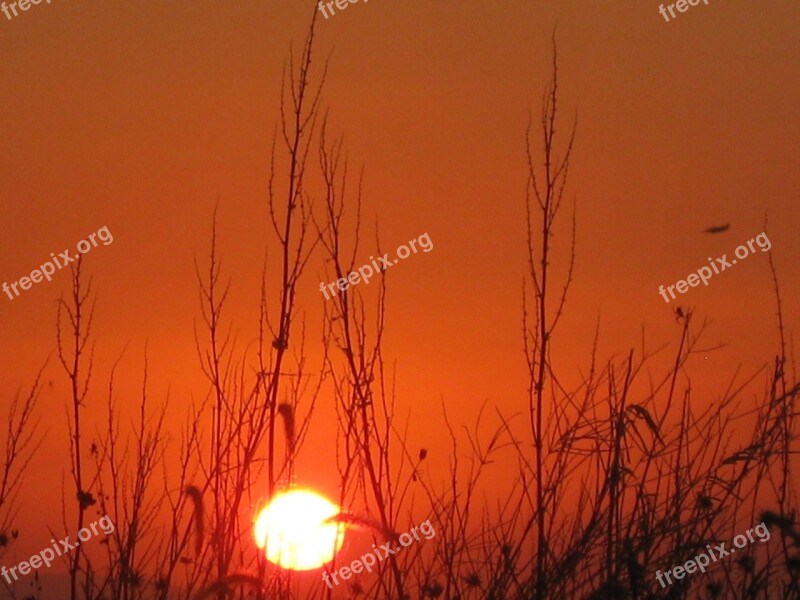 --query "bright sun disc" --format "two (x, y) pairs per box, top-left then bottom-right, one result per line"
(254, 488), (345, 570)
